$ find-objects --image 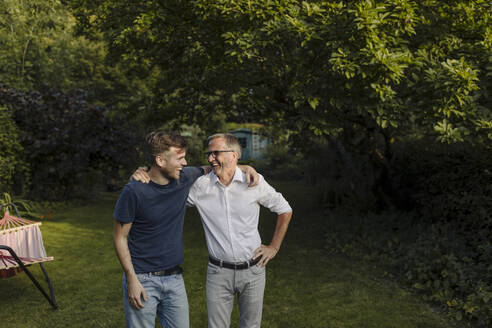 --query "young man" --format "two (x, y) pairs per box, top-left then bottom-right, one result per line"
(113, 131), (257, 328)
(187, 133), (293, 328)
